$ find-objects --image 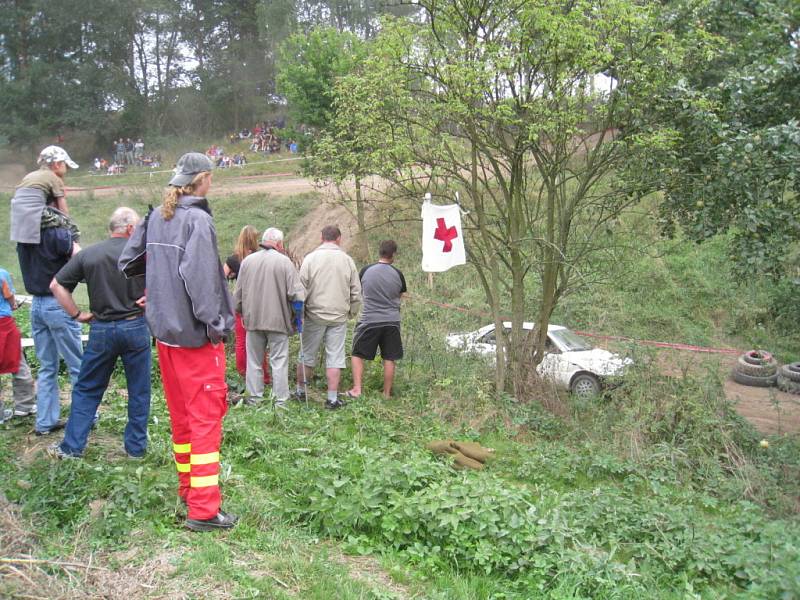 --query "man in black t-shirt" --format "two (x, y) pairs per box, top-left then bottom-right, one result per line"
(47, 207), (151, 459)
(346, 240), (407, 399)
